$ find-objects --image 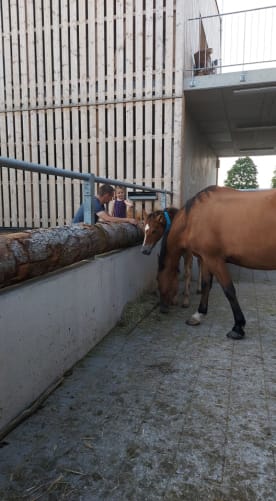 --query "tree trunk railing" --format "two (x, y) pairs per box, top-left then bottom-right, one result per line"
(0, 222), (145, 289)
